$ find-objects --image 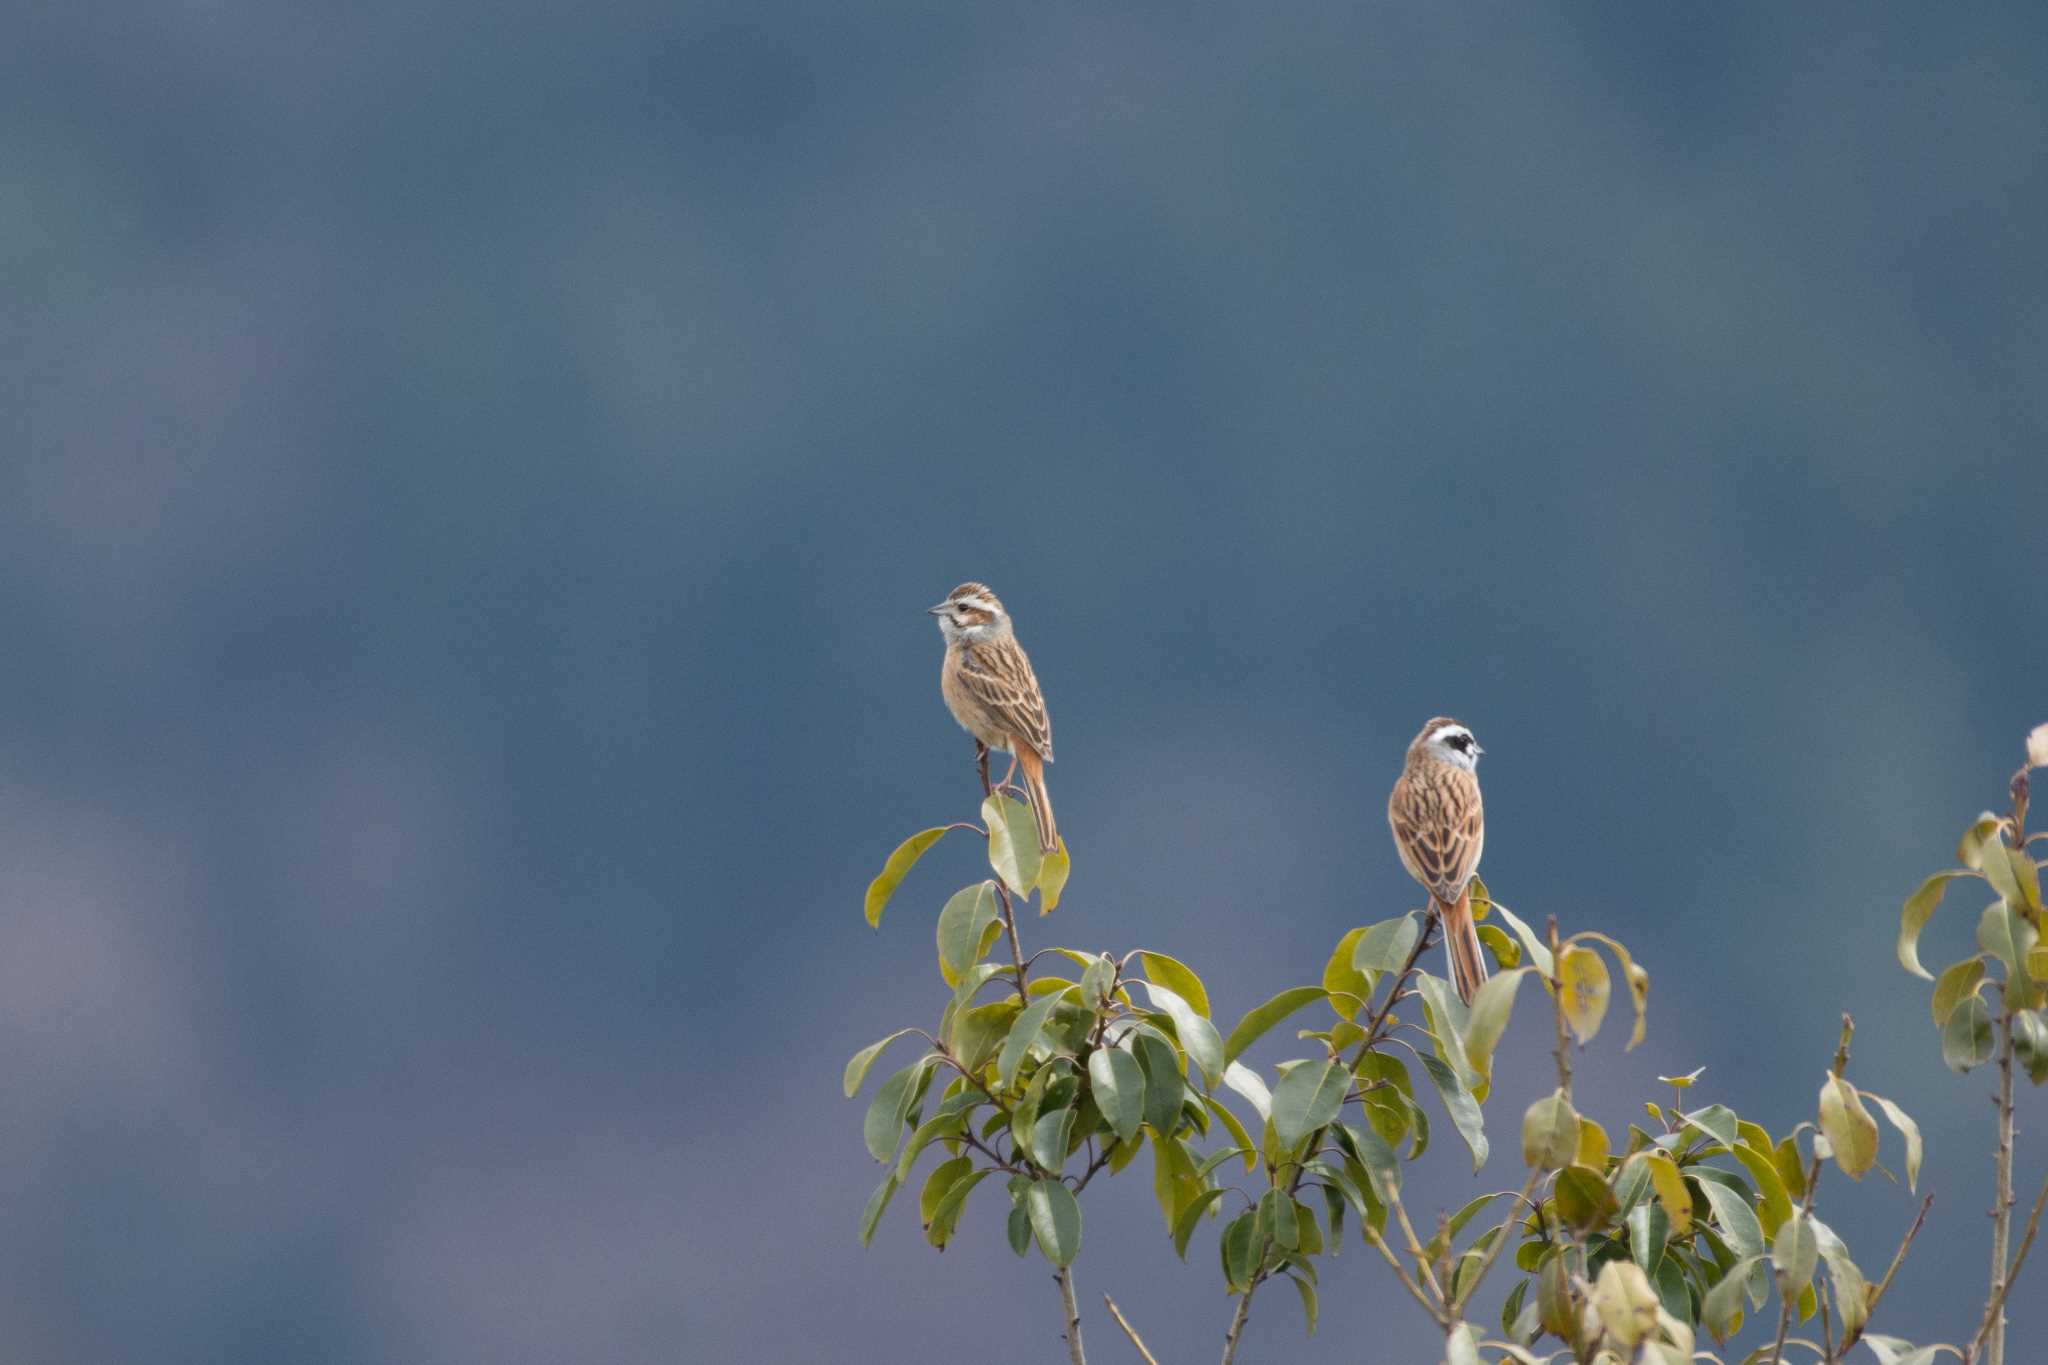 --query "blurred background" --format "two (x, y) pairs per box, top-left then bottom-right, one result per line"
(6, 2), (2047, 1361)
